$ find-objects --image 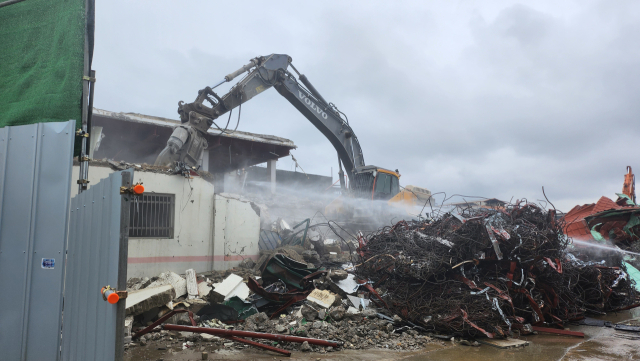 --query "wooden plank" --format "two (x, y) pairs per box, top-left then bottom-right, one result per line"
(479, 337), (530, 349)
